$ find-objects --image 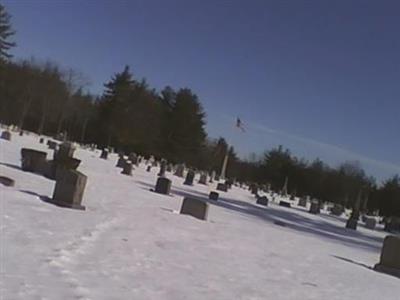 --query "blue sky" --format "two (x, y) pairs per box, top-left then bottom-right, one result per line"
(3, 0), (400, 181)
